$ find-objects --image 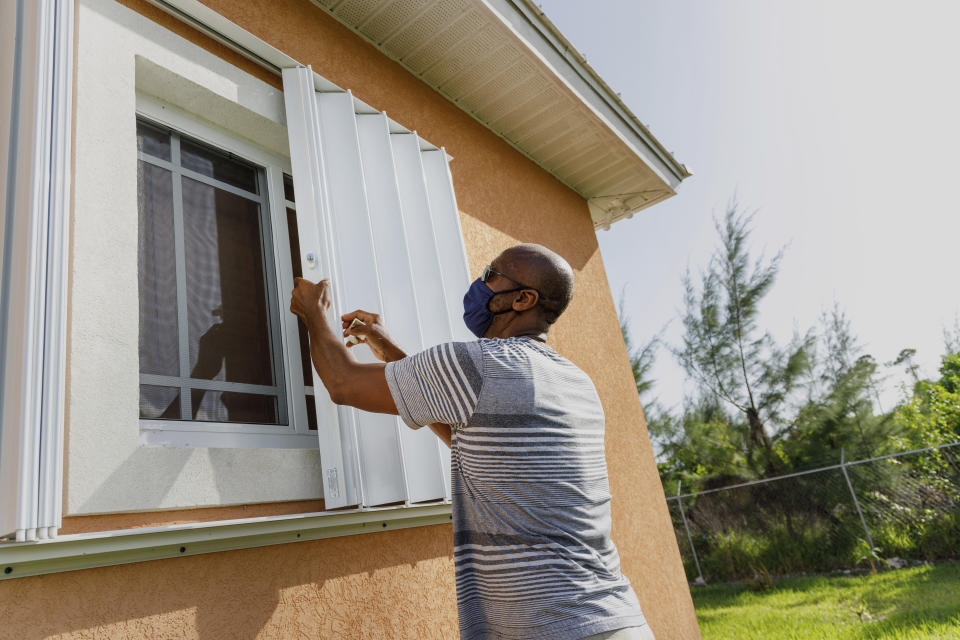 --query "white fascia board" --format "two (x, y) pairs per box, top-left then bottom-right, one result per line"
(483, 0), (690, 188)
(0, 502), (452, 580)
